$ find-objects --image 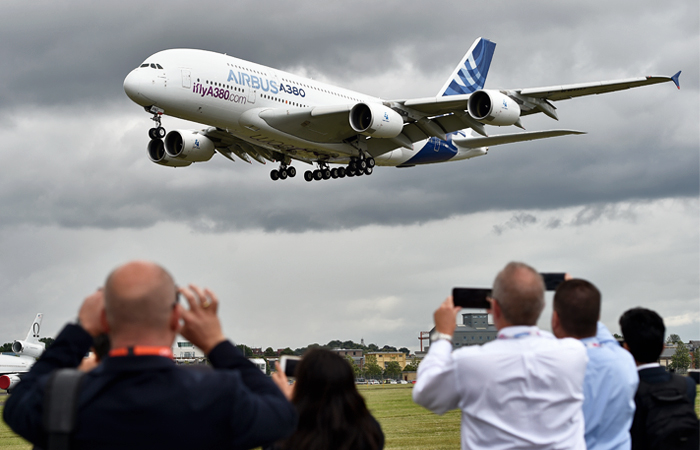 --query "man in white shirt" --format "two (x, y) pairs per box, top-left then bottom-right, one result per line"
(413, 262), (588, 450)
